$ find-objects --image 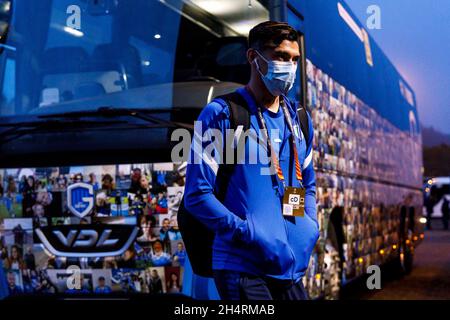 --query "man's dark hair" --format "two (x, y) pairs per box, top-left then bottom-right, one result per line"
(152, 240), (163, 247)
(249, 21), (298, 51)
